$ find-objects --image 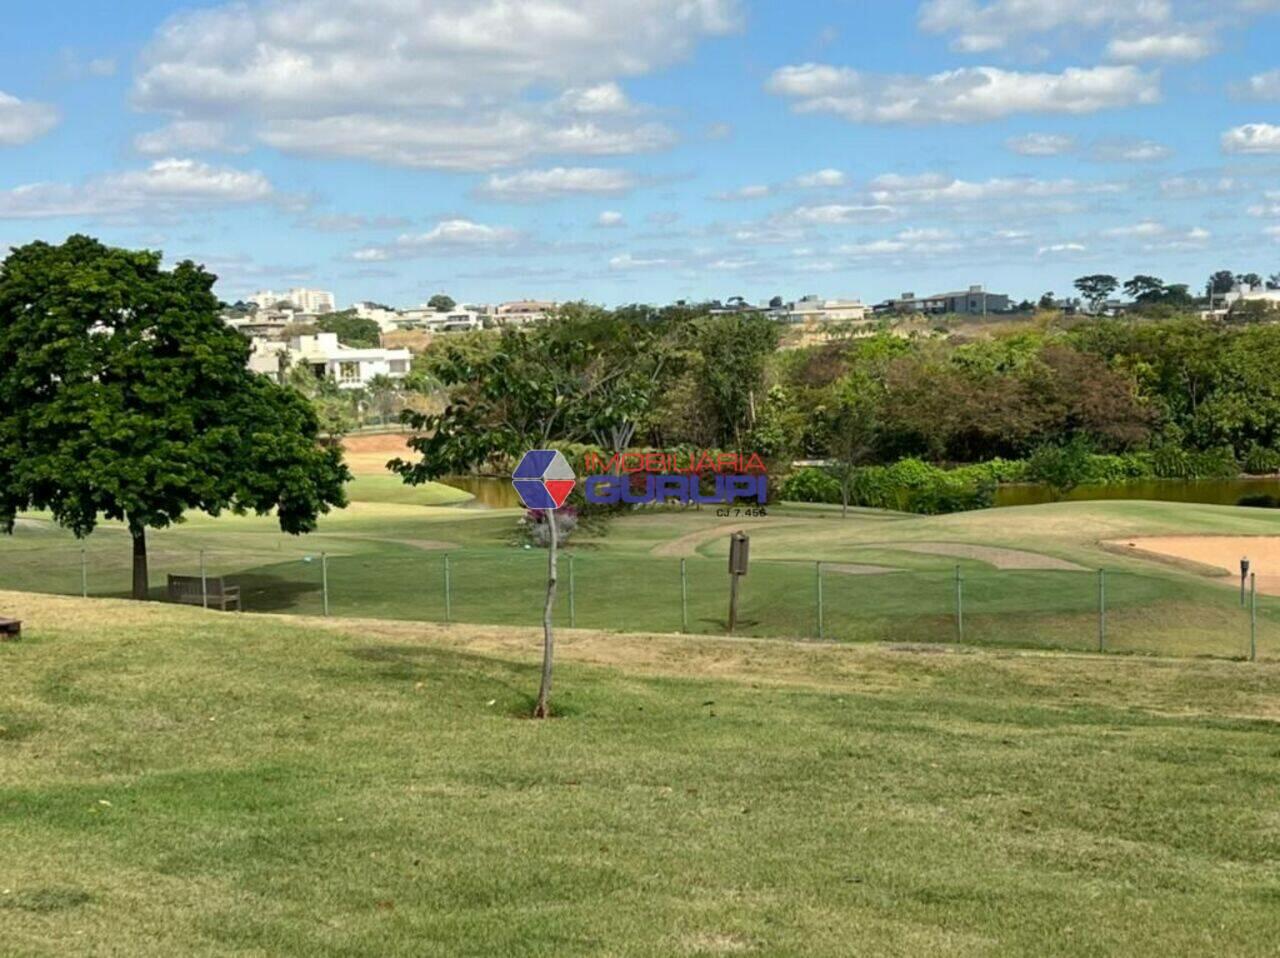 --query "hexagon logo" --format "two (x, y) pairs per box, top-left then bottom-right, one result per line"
(512, 450), (576, 509)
